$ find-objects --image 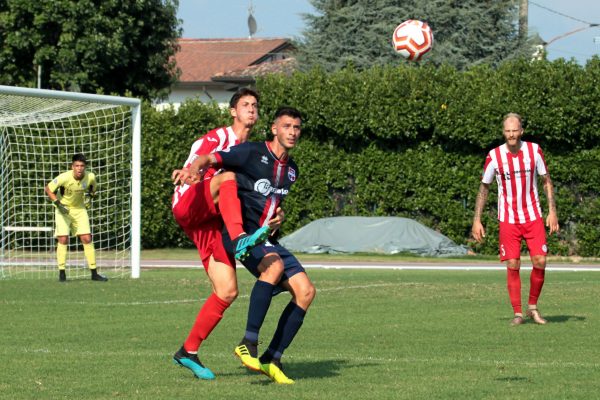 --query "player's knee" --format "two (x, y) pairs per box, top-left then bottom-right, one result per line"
(531, 255), (546, 269)
(506, 259), (520, 270)
(305, 283), (316, 304)
(223, 291), (238, 304)
(298, 282), (316, 306)
(261, 264), (284, 284)
(79, 235), (92, 244)
(216, 286), (238, 303)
